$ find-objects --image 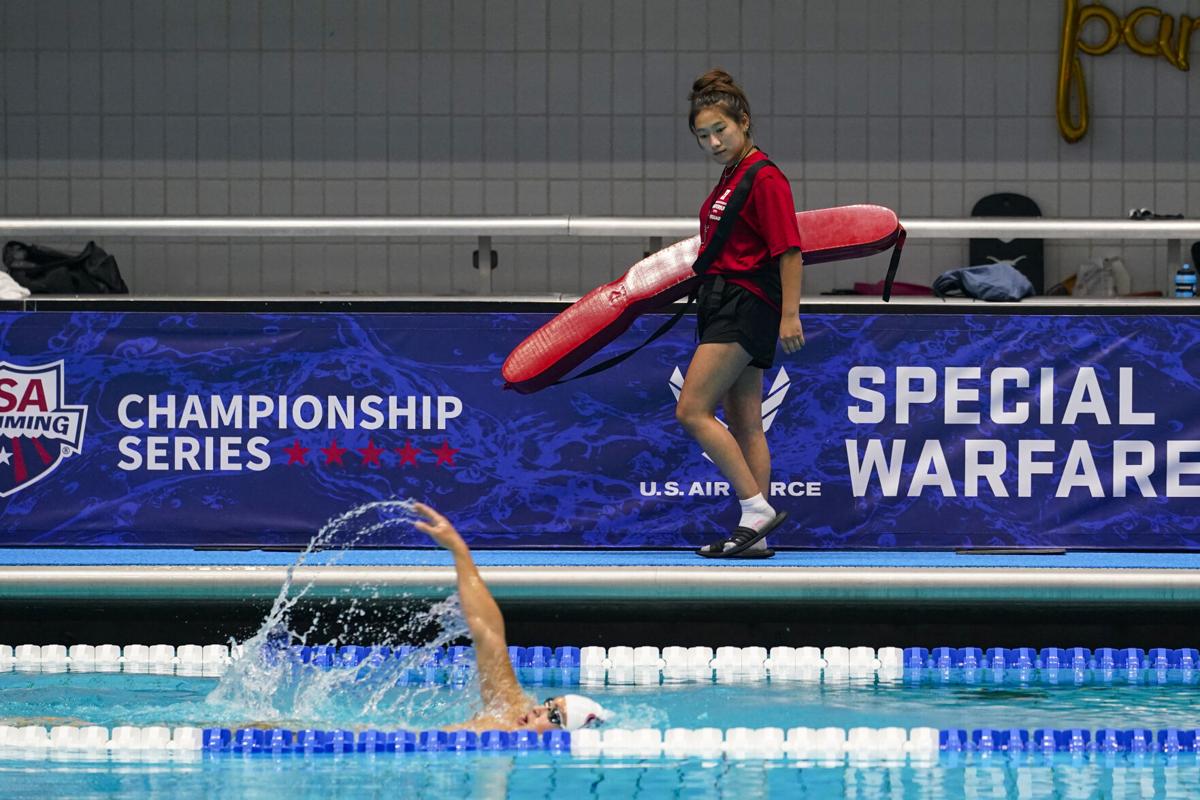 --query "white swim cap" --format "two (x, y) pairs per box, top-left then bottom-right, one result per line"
(560, 694), (609, 730)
